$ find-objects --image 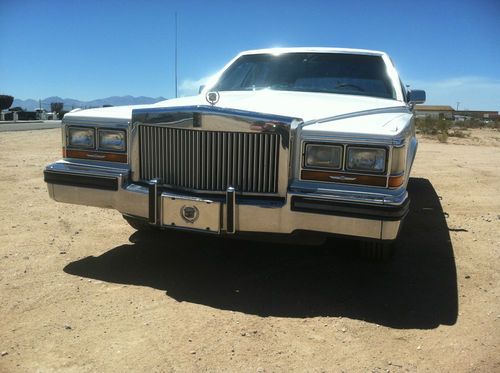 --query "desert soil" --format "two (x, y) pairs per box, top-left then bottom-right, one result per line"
(0, 128), (499, 372)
